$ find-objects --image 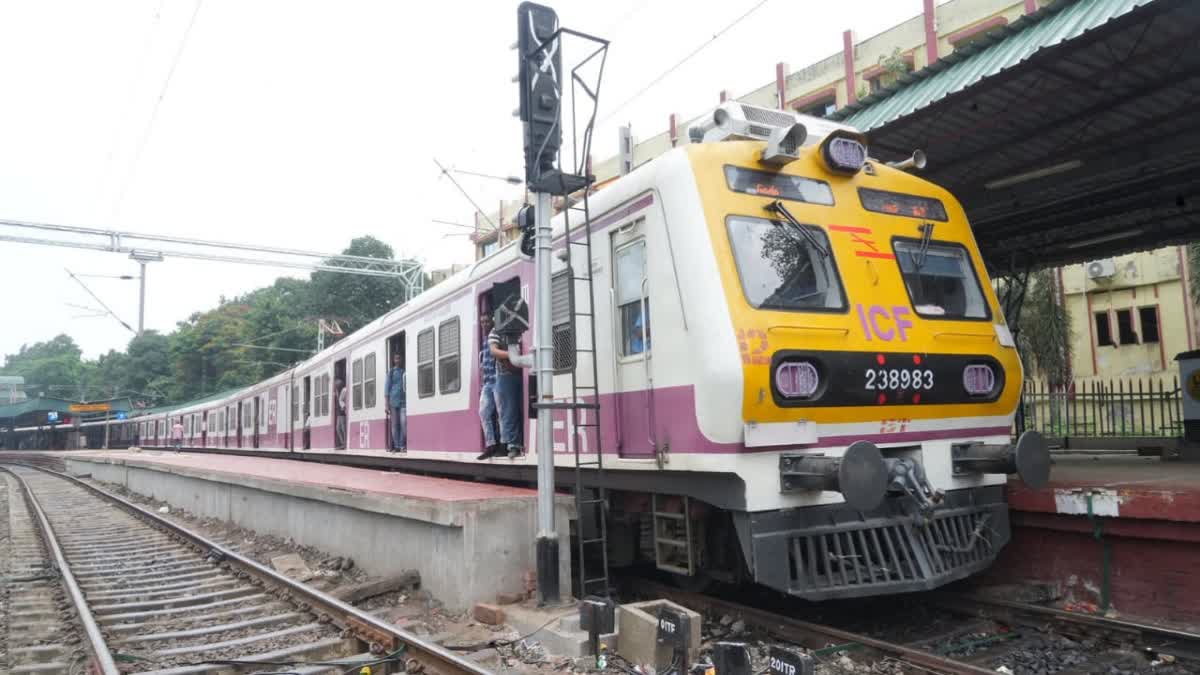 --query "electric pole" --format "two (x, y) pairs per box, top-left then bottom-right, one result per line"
(129, 250), (163, 335)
